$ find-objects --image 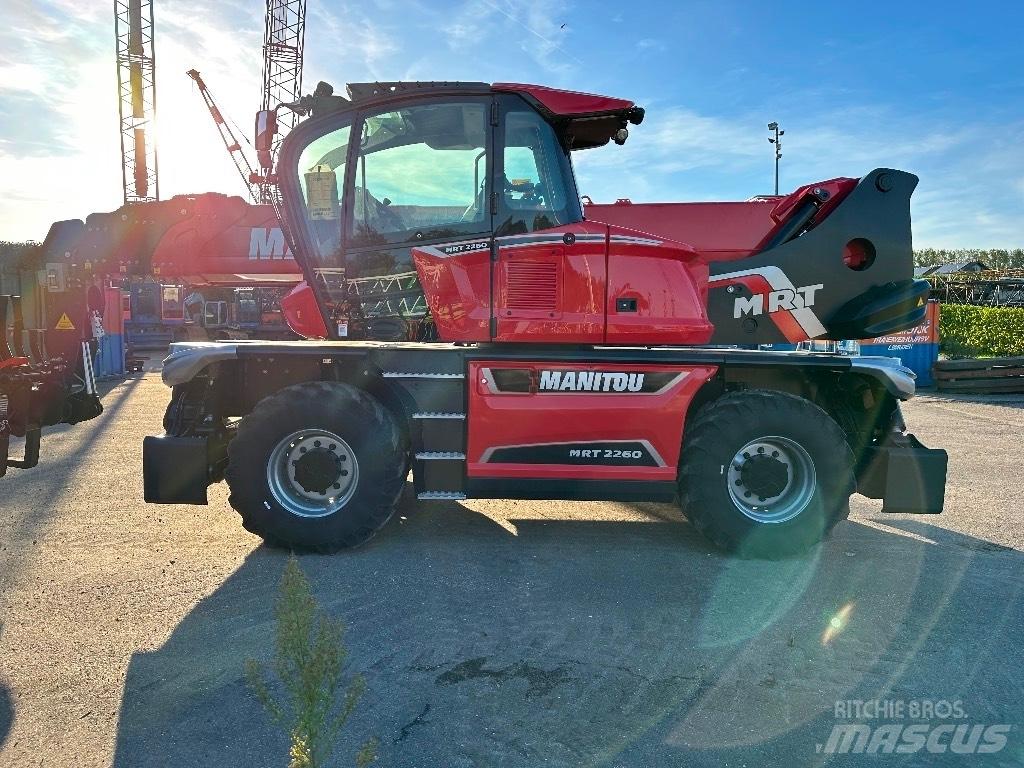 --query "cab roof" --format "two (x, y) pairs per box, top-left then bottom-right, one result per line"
(338, 81), (641, 150)
(343, 81), (635, 117)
